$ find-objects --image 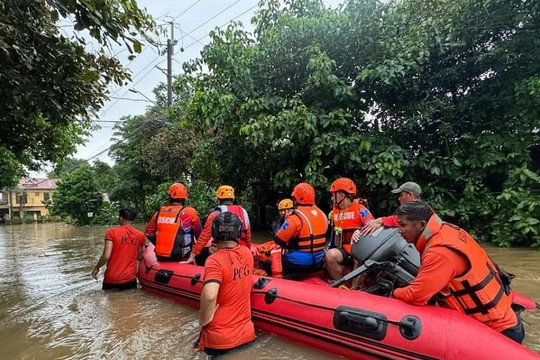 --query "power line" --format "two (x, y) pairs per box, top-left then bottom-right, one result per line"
(173, 0), (203, 21)
(181, 3), (258, 53)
